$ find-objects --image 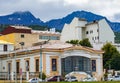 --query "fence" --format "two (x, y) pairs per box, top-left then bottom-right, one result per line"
(0, 72), (39, 80)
